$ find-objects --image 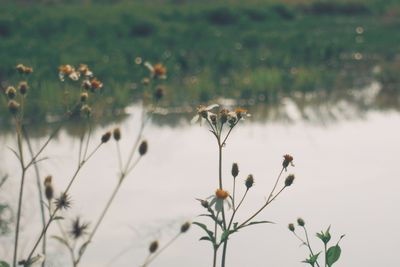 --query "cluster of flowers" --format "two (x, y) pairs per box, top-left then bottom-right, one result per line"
(192, 104), (250, 127)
